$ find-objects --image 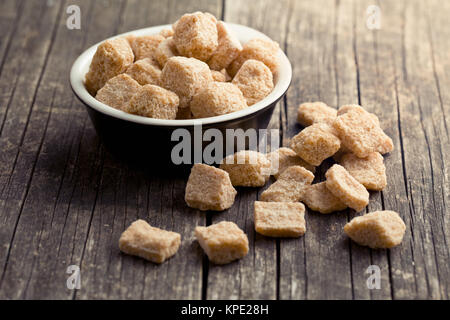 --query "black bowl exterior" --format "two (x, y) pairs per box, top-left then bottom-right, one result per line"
(83, 99), (280, 172)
